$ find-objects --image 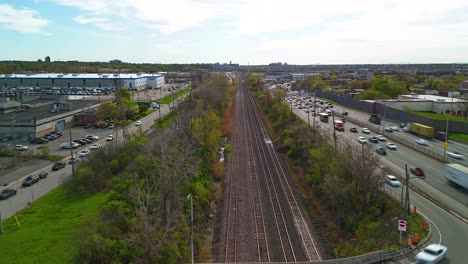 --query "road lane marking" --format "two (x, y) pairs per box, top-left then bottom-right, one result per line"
(417, 210), (442, 245)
